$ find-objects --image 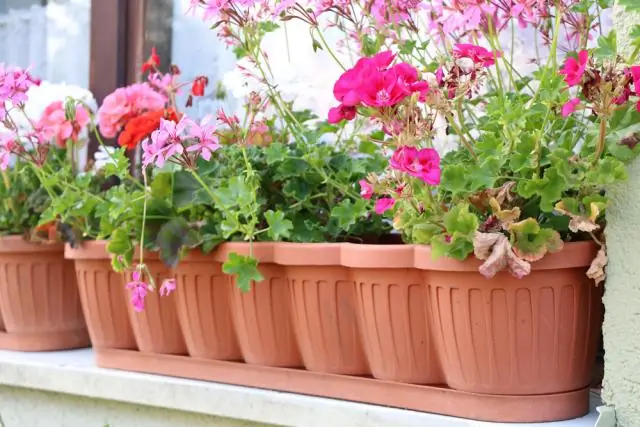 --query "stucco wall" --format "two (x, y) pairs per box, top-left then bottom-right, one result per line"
(602, 6), (640, 426)
(0, 385), (277, 427)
